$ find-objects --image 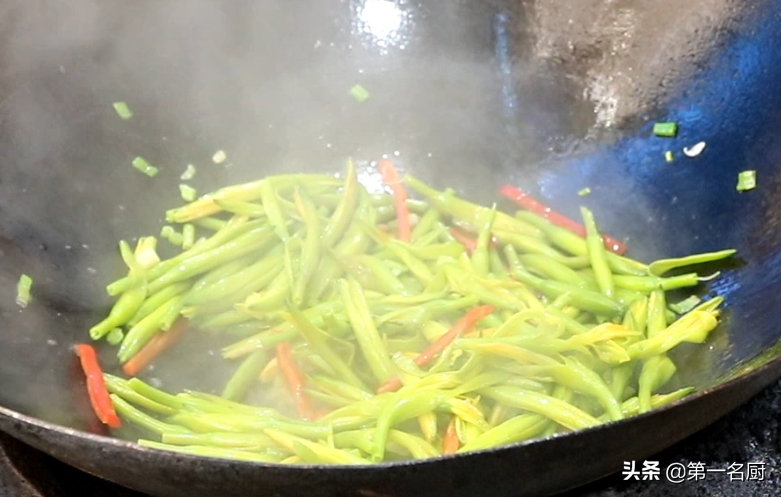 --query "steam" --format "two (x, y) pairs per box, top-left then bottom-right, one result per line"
(0, 0), (535, 422)
(0, 0), (748, 426)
